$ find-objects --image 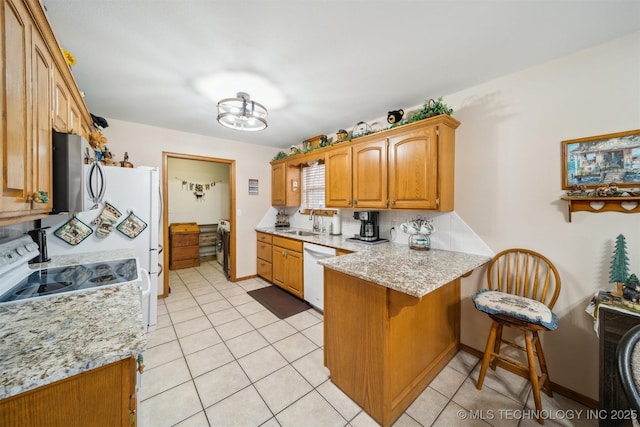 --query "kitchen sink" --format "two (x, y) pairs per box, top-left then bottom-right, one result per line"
(282, 230), (318, 236)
